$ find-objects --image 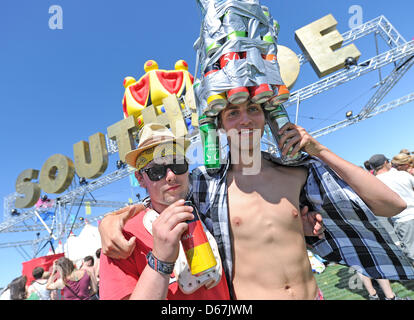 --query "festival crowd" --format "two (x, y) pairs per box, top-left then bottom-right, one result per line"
(0, 249), (100, 300)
